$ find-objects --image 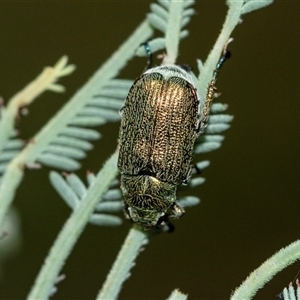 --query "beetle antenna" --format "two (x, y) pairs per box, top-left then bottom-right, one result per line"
(199, 39), (232, 134)
(213, 38), (233, 80)
(140, 42), (153, 71)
